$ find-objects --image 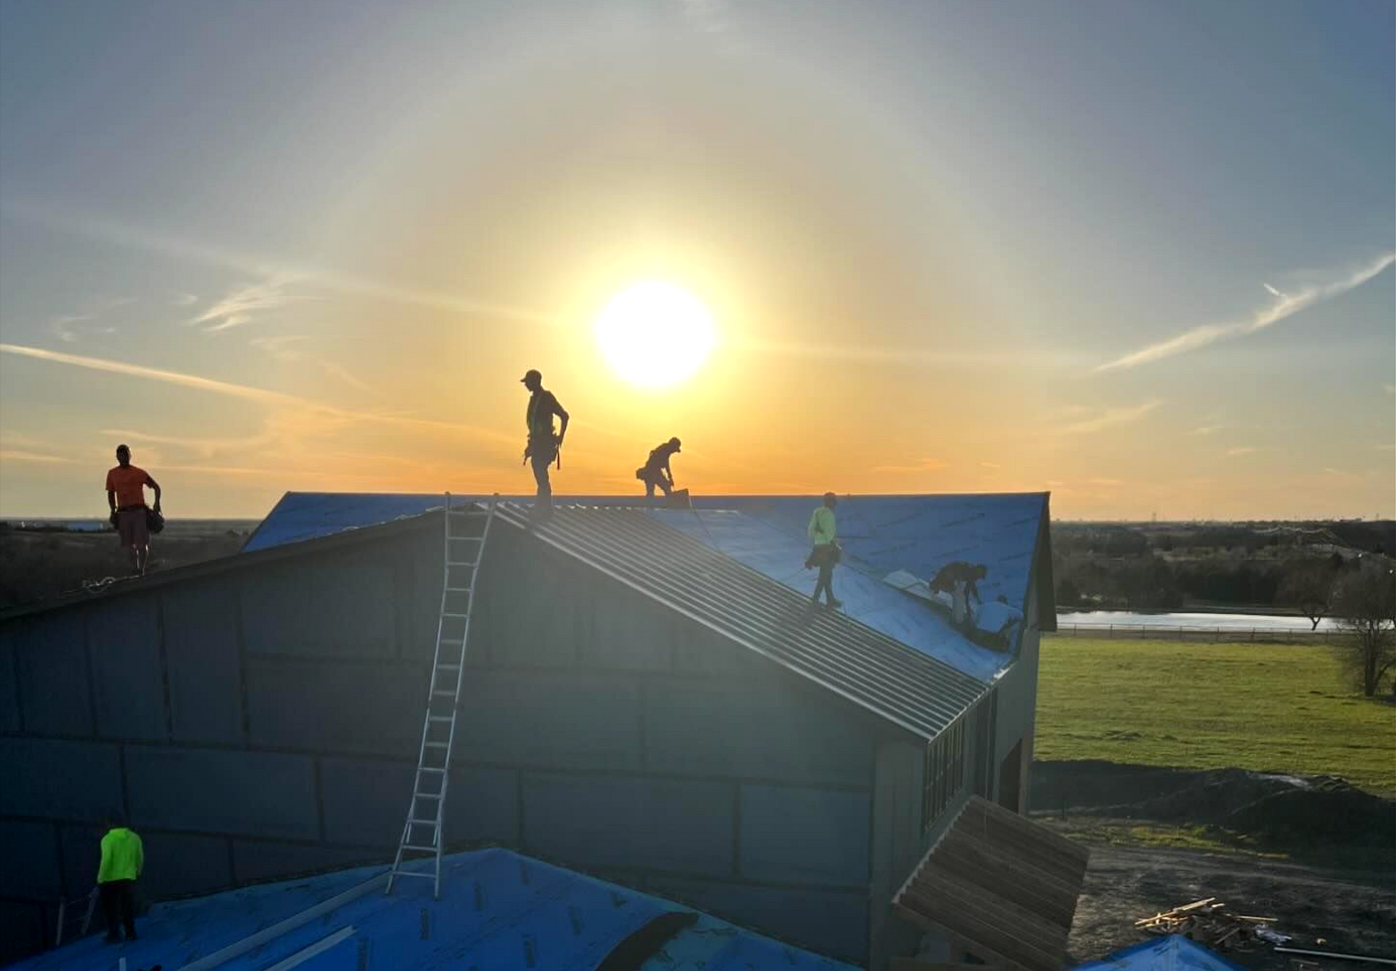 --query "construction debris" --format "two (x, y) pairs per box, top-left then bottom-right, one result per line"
(1134, 898), (1291, 951)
